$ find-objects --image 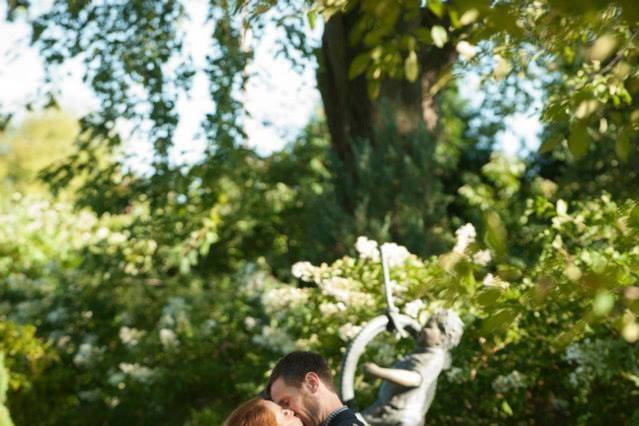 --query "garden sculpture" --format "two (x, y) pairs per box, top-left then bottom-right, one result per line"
(339, 247), (463, 426)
